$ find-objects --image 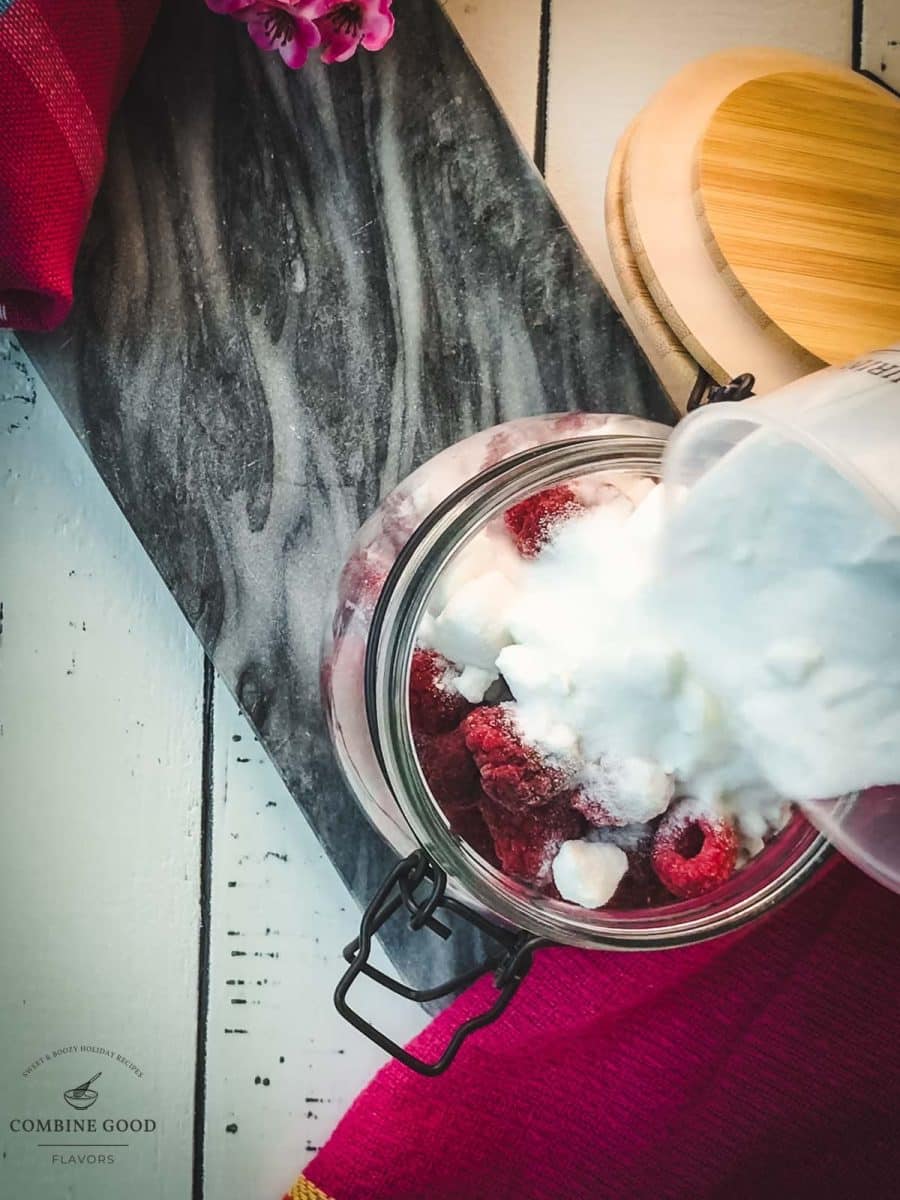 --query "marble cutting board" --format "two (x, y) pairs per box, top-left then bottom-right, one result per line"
(23, 0), (673, 986)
